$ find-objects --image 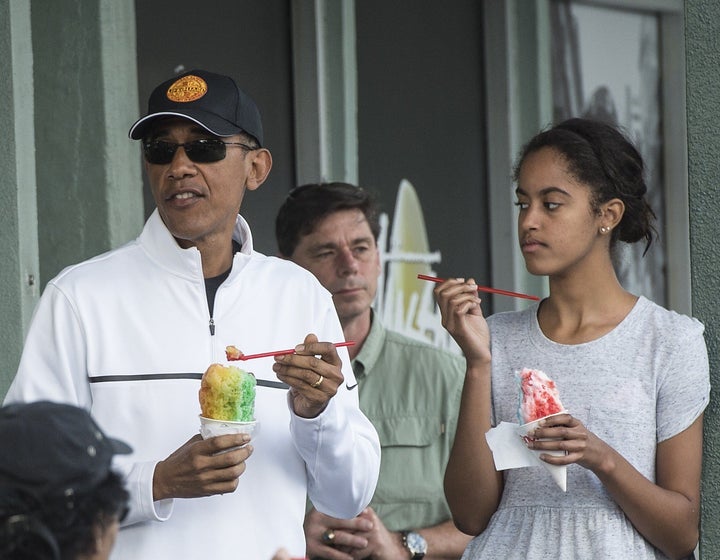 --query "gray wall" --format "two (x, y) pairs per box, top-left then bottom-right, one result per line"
(685, 0), (720, 555)
(356, 0), (490, 288)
